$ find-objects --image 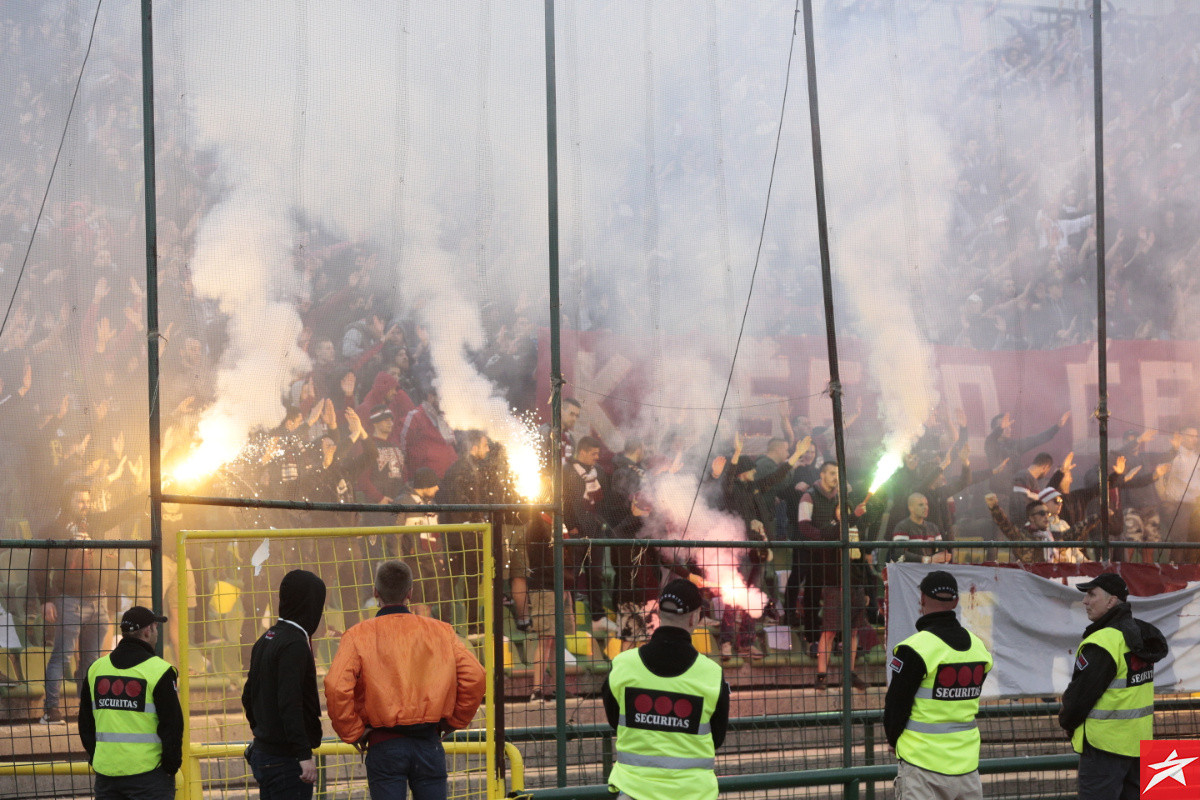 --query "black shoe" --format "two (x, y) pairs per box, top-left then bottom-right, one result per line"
(515, 617), (534, 633)
(814, 672), (828, 690)
(851, 671), (869, 691)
